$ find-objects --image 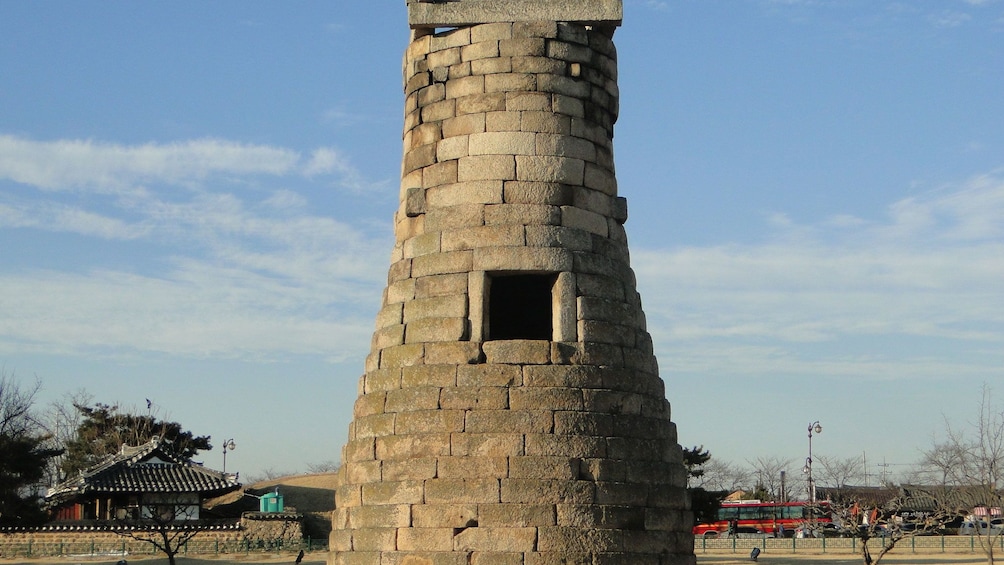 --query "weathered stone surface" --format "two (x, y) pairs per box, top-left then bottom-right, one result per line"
(524, 433), (606, 458)
(411, 504), (479, 528)
(402, 364), (458, 388)
(424, 160), (459, 189)
(469, 131), (536, 156)
(408, 0), (623, 28)
(521, 112), (572, 135)
(415, 273), (469, 298)
(443, 112), (487, 136)
(353, 413), (396, 439)
(507, 456), (579, 480)
(403, 232), (442, 259)
(484, 203), (561, 226)
(425, 478), (501, 504)
(396, 528), (455, 552)
(396, 409), (466, 434)
(458, 155), (517, 182)
(446, 75), (486, 99)
(454, 527), (537, 552)
(509, 387), (583, 411)
(472, 246), (572, 272)
(350, 505), (412, 529)
(470, 552), (530, 565)
(485, 73), (536, 94)
(515, 155), (584, 184)
(372, 325), (406, 350)
(379, 343), (426, 369)
(361, 481), (425, 506)
(364, 368), (402, 393)
(465, 409), (553, 434)
(437, 456), (509, 478)
(457, 364), (523, 386)
(405, 295), (469, 322)
(456, 94), (506, 116)
(561, 206), (608, 237)
(411, 250), (475, 277)
(376, 433), (452, 461)
(384, 458), (439, 482)
(425, 204), (486, 232)
(441, 224), (524, 252)
(451, 432), (526, 457)
(424, 342), (484, 365)
(427, 180), (504, 208)
(472, 22), (513, 43)
(481, 339), (551, 364)
(385, 386), (442, 412)
(439, 385), (509, 410)
(486, 110), (522, 132)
